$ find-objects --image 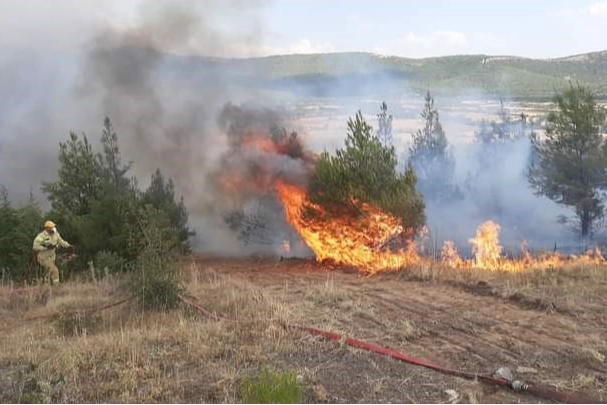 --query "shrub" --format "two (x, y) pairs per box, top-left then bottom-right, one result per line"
(129, 206), (183, 311)
(95, 250), (127, 274)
